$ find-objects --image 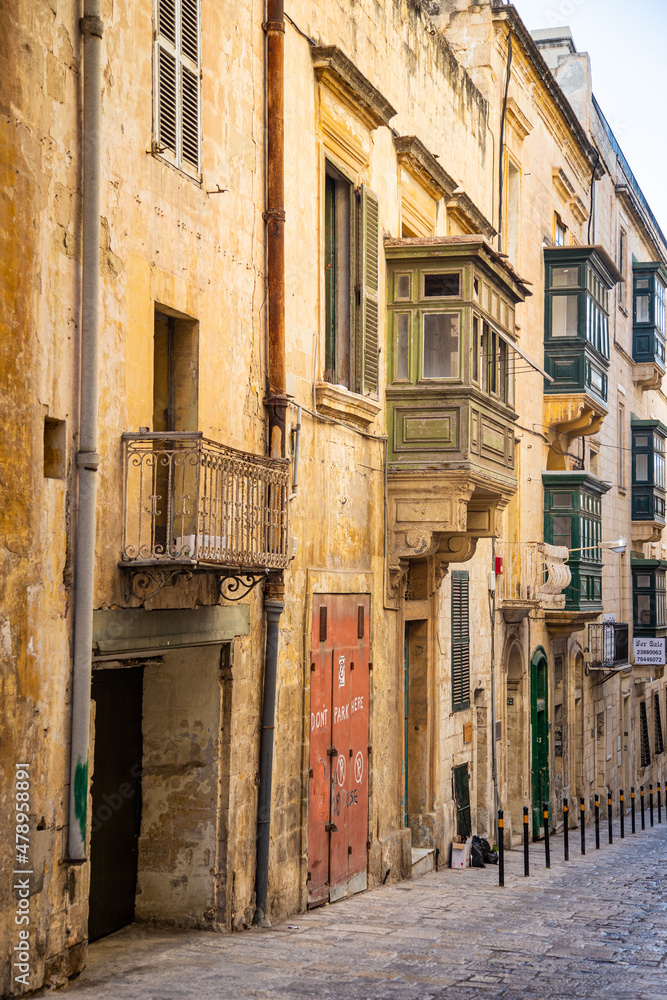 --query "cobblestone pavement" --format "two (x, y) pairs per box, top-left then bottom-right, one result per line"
(49, 818), (667, 1000)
